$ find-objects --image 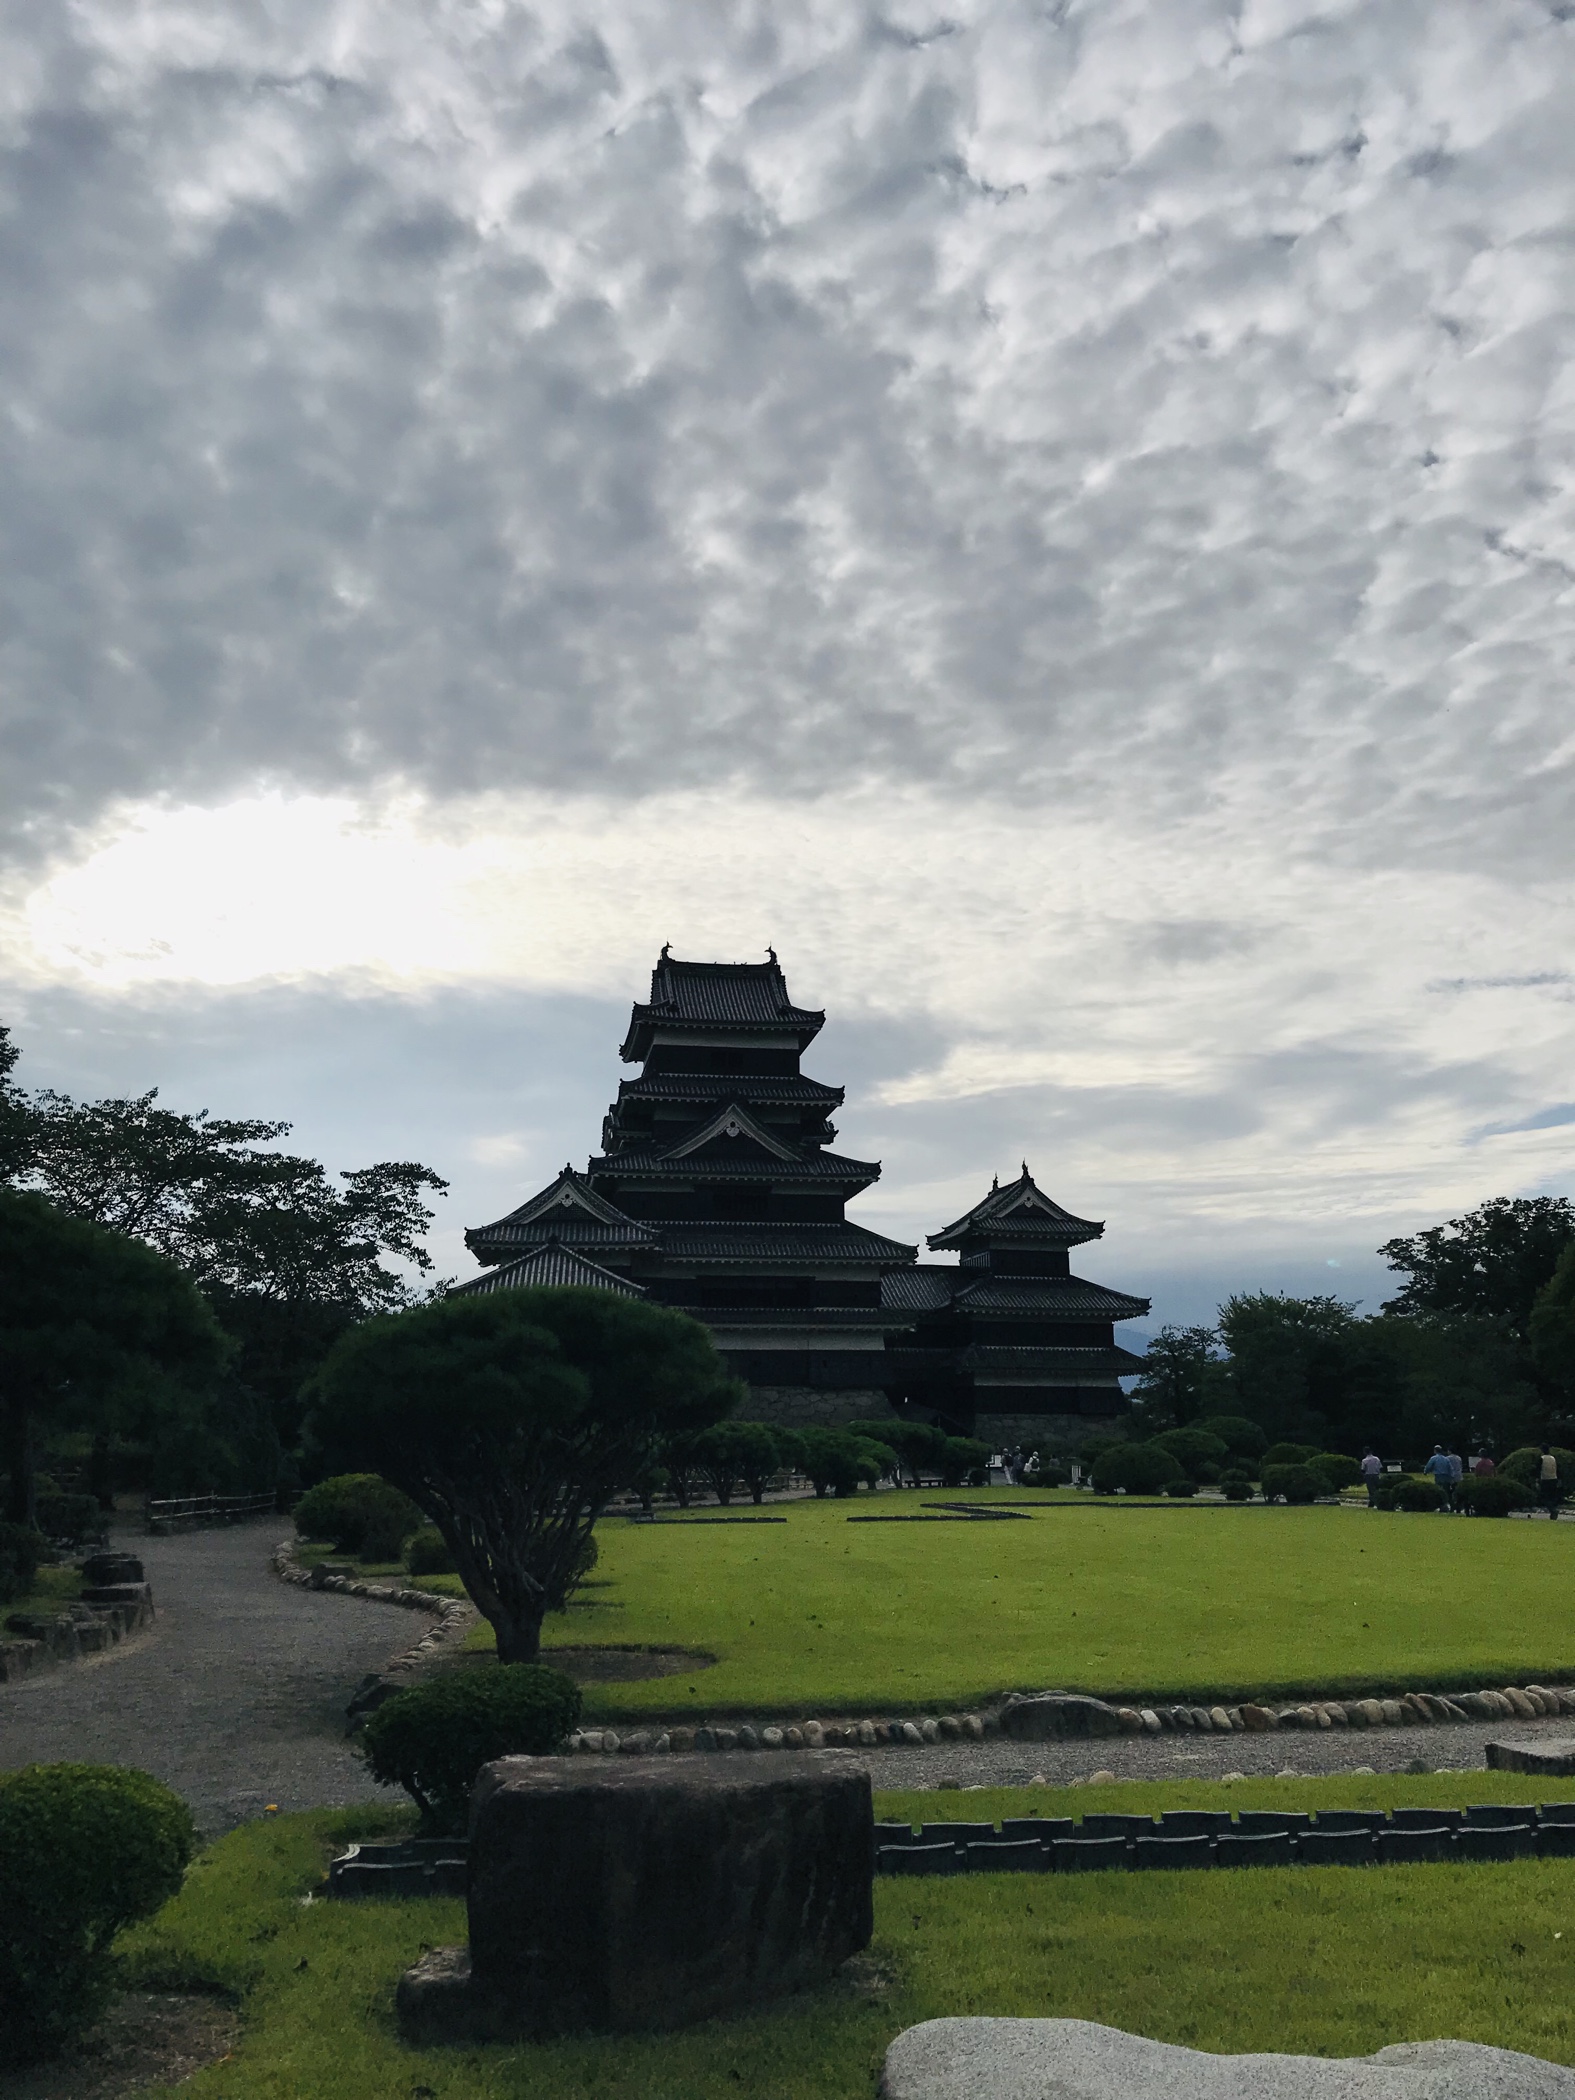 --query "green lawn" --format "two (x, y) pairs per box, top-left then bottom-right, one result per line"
(118, 1773), (1575, 2097)
(469, 1492), (1575, 1719)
